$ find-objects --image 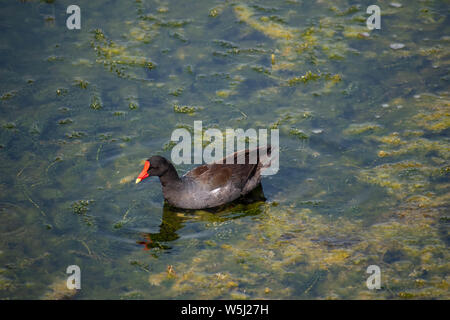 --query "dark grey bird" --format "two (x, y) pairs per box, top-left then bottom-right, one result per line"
(135, 146), (273, 209)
